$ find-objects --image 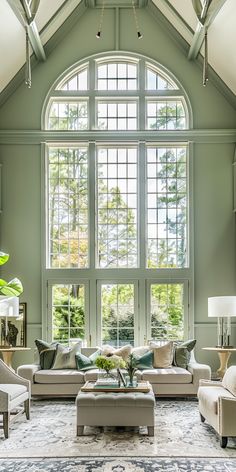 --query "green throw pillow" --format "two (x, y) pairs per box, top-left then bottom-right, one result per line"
(133, 350), (153, 370)
(35, 339), (57, 370)
(174, 339), (196, 369)
(75, 350), (101, 371)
